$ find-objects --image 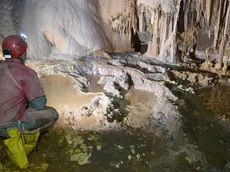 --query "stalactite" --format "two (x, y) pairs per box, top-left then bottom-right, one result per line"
(159, 13), (164, 42)
(150, 8), (154, 28)
(169, 0), (182, 63)
(184, 2), (189, 30)
(137, 0), (230, 63)
(153, 8), (160, 56)
(169, 14), (173, 34)
(109, 0), (137, 36)
(196, 0), (201, 24)
(206, 0), (212, 27)
(139, 4), (144, 32)
(206, 0), (213, 39)
(223, 0), (229, 39)
(165, 14), (170, 41)
(160, 14), (170, 53)
(213, 0), (222, 49)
